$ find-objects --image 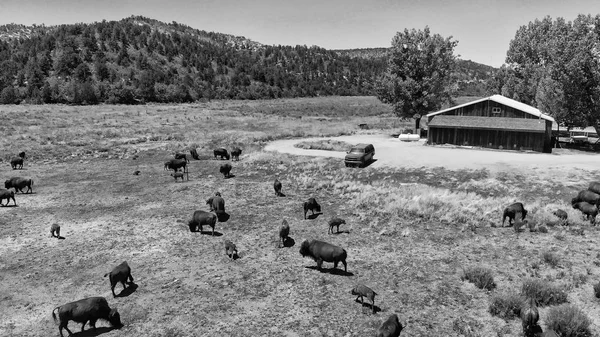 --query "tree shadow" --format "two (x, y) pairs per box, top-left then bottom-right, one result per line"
(354, 299), (382, 313)
(70, 327), (117, 337)
(216, 211), (230, 222)
(282, 237), (296, 248)
(305, 266), (353, 276)
(305, 212), (322, 220)
(116, 282), (138, 298)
